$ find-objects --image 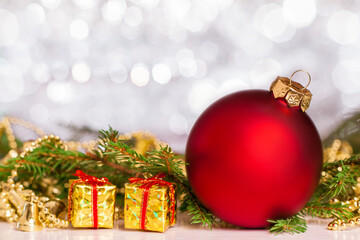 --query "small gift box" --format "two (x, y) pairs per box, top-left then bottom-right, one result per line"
(124, 173), (176, 232)
(68, 170), (116, 228)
